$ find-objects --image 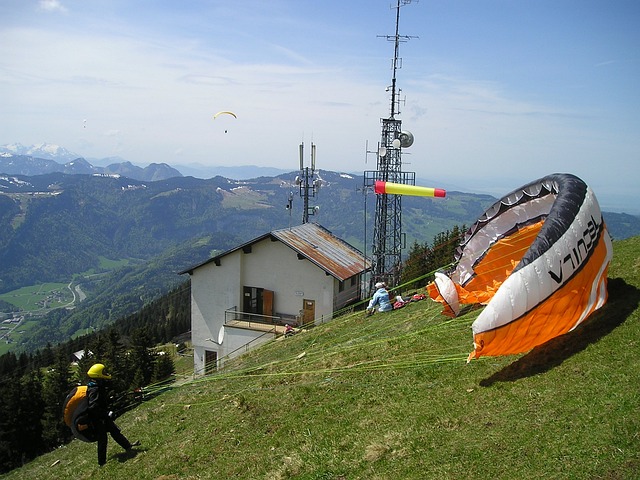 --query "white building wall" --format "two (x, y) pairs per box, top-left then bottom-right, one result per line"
(191, 251), (243, 375)
(223, 327), (274, 357)
(242, 239), (336, 322)
(191, 236), (340, 375)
